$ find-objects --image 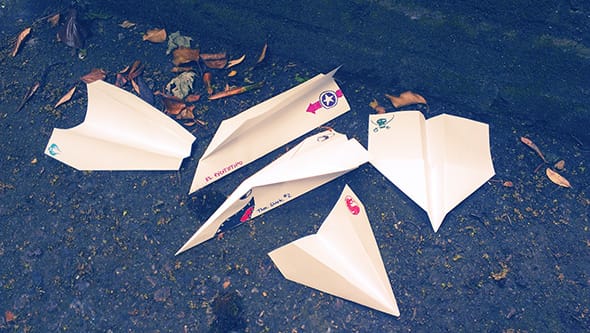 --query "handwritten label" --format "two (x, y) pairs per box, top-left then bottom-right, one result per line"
(204, 160), (243, 182)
